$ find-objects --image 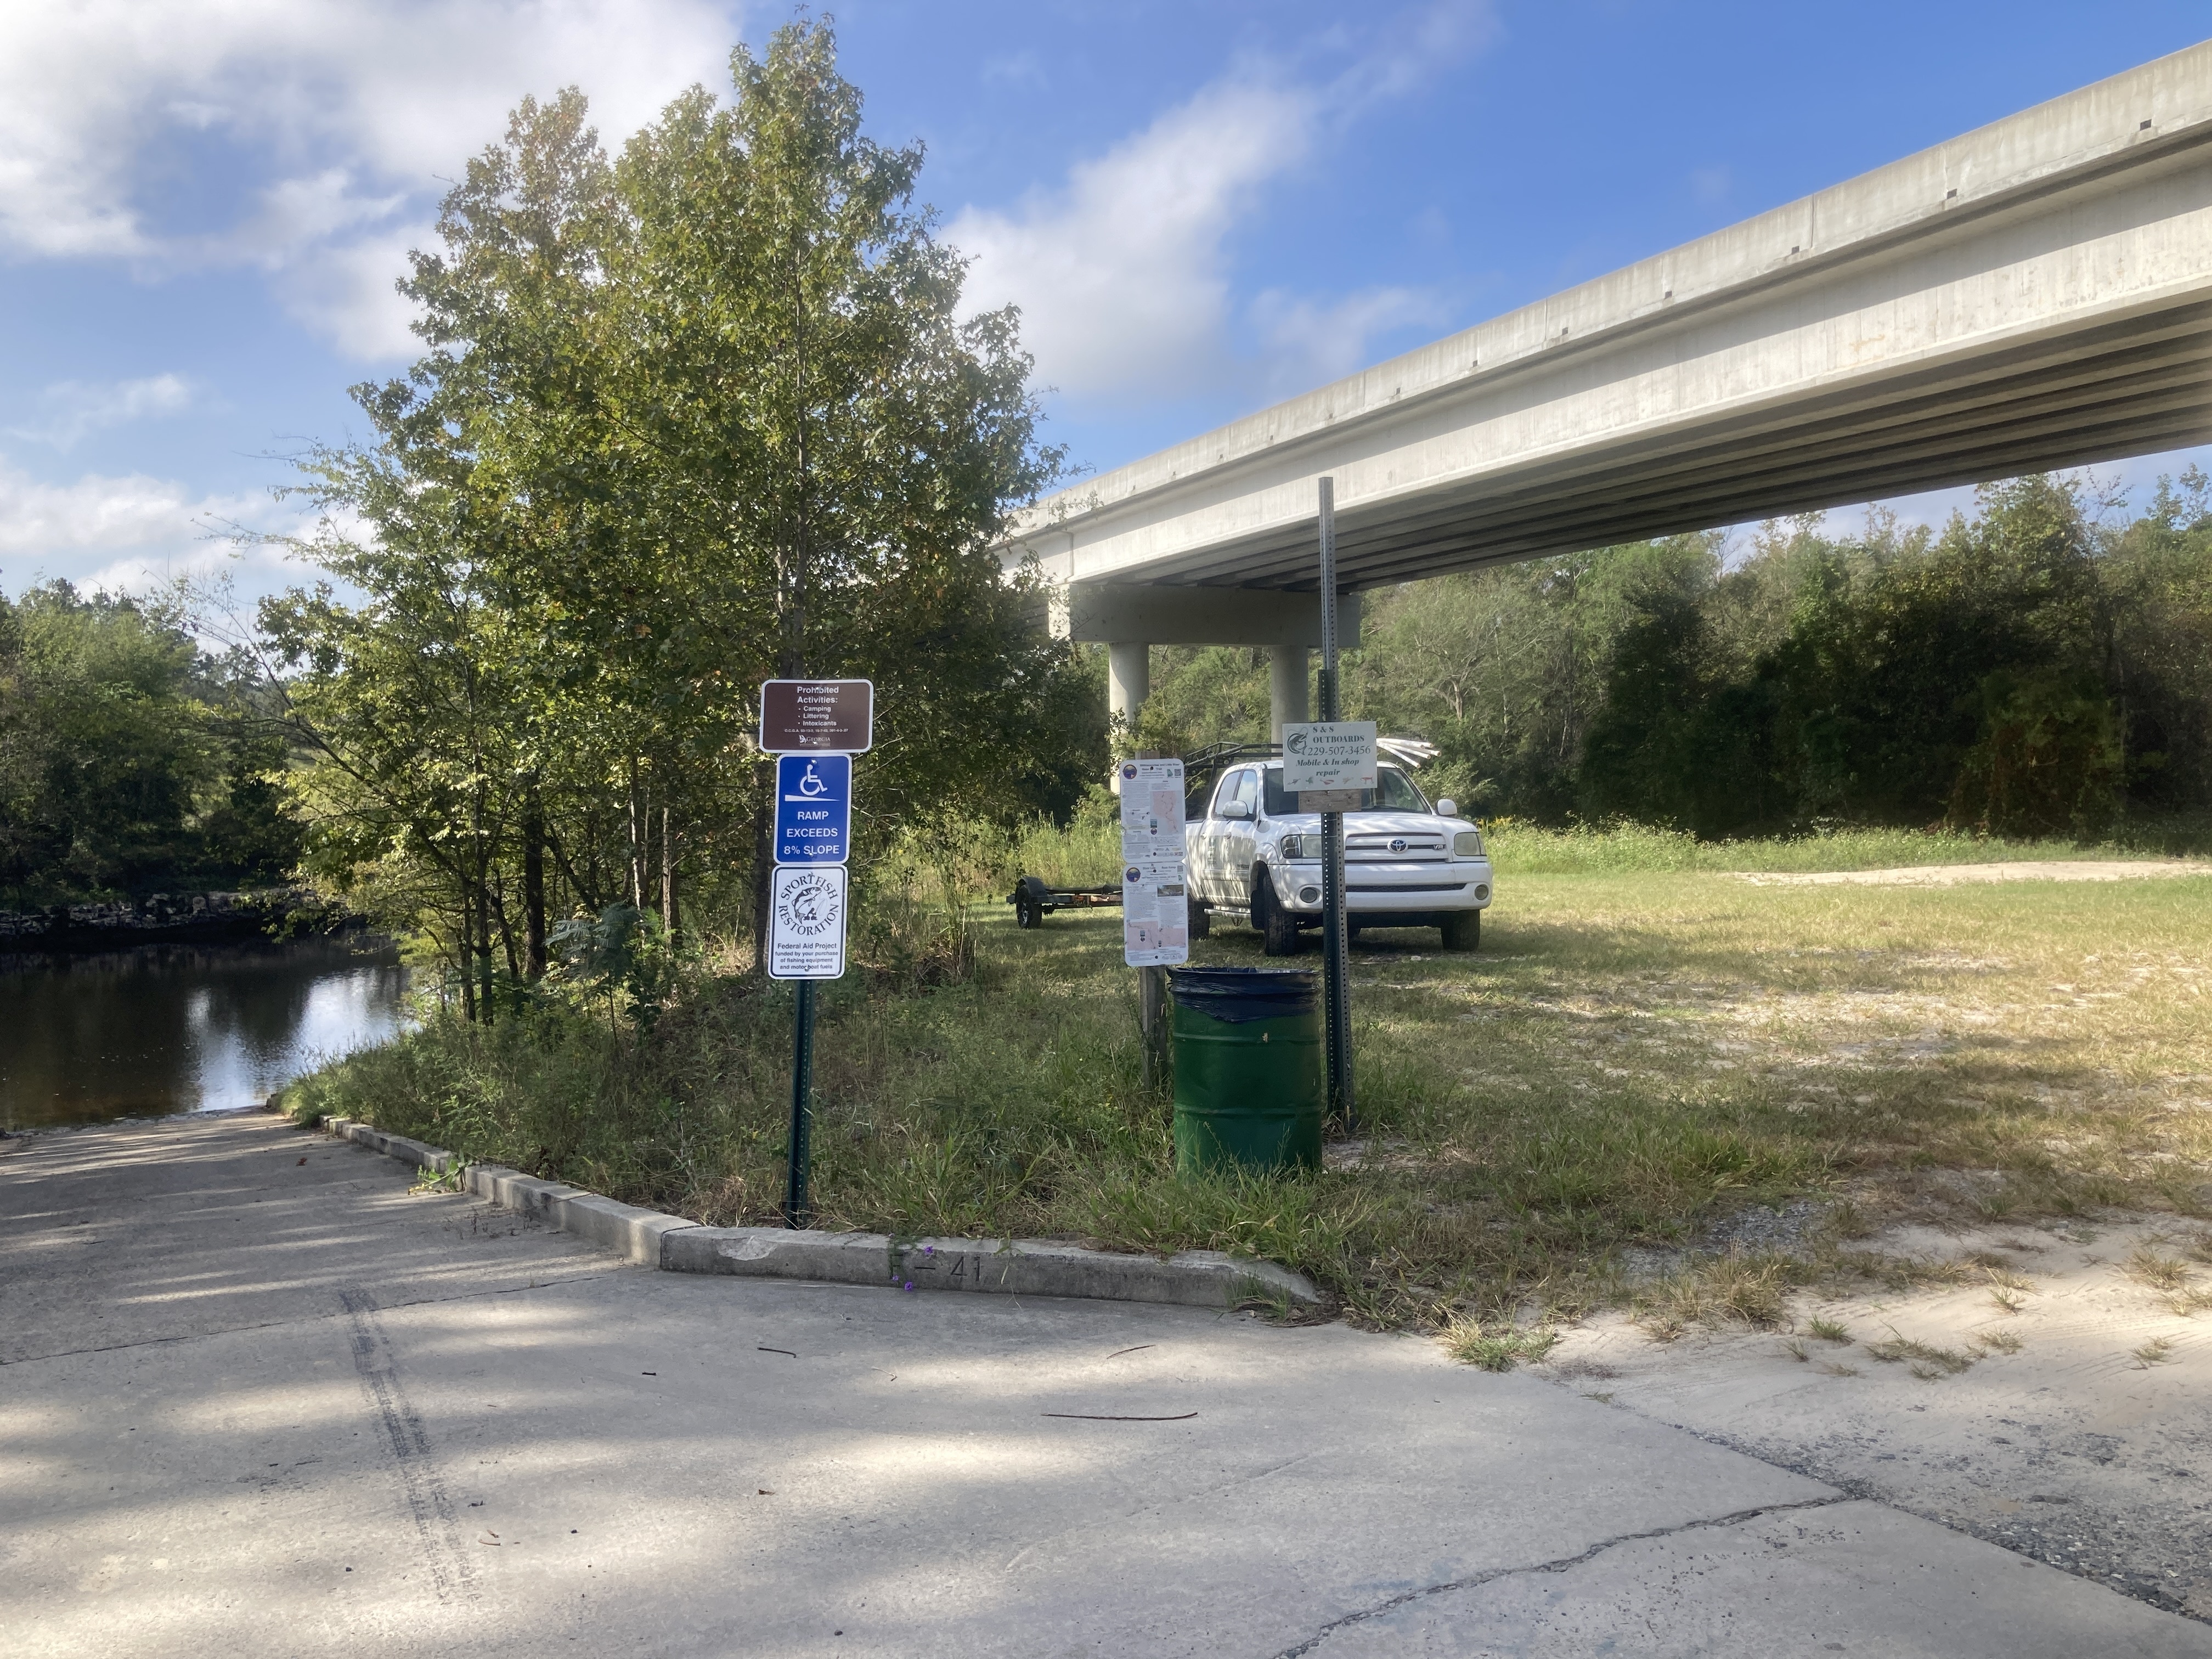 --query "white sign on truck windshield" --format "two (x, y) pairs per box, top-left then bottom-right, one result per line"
(1281, 721), (1378, 792)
